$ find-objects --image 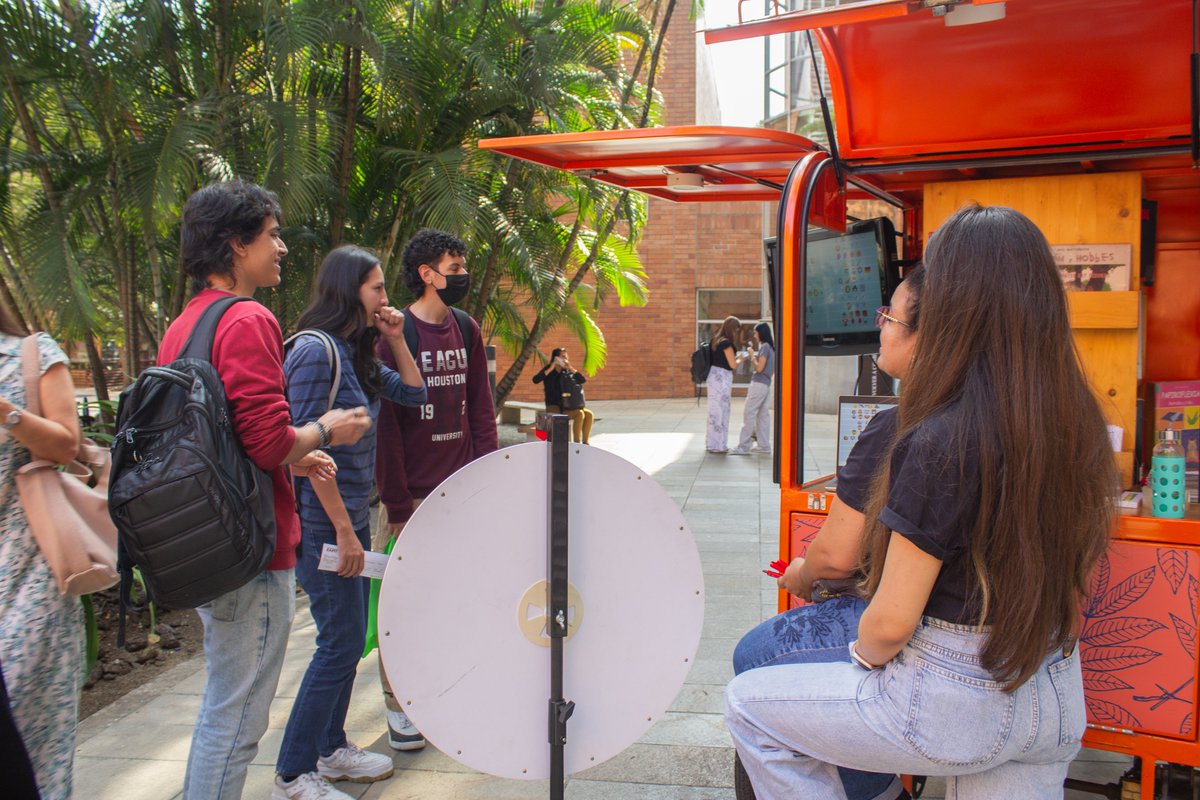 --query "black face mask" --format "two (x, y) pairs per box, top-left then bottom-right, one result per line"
(434, 272), (470, 306)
